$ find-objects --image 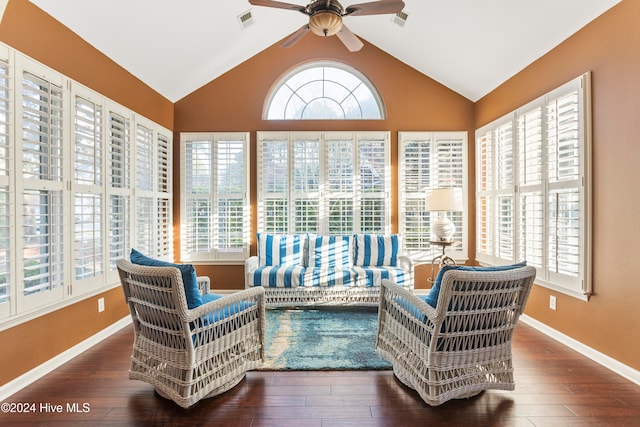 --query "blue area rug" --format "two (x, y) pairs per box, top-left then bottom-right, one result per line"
(260, 306), (392, 370)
